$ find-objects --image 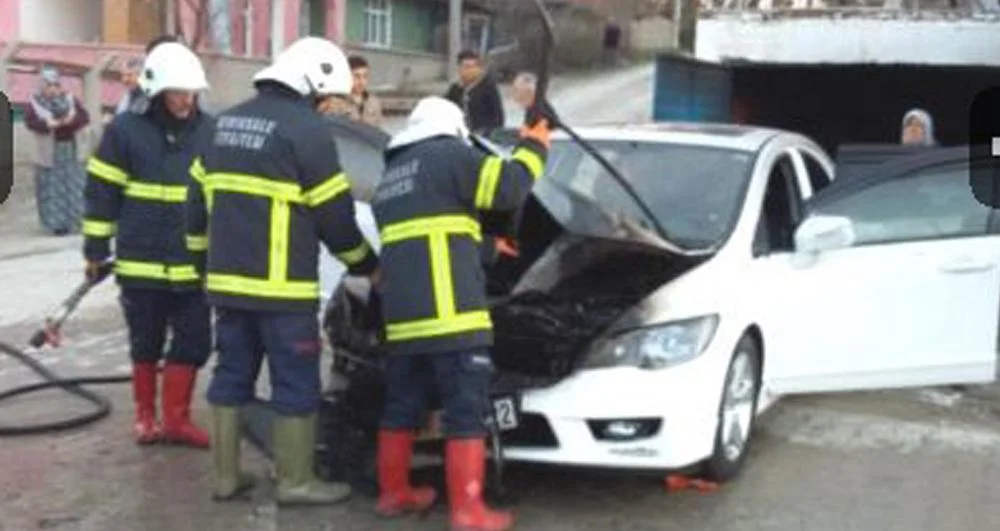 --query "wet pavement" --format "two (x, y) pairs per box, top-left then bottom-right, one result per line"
(2, 306), (1000, 531)
(3, 63), (1000, 530)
